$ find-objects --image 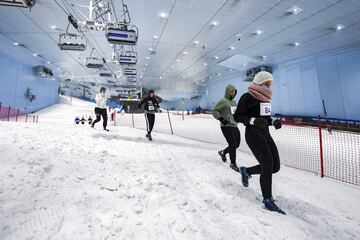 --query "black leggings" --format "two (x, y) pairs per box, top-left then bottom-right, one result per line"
(92, 107), (108, 129)
(221, 127), (241, 165)
(145, 113), (155, 134)
(245, 126), (280, 199)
